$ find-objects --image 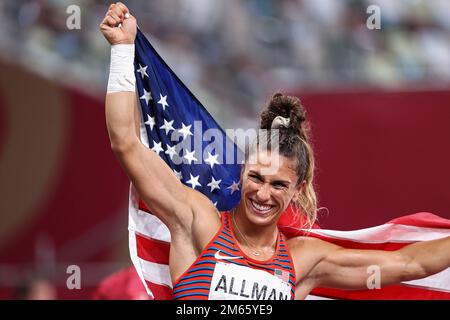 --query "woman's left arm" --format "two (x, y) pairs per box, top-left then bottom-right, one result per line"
(304, 236), (450, 290)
